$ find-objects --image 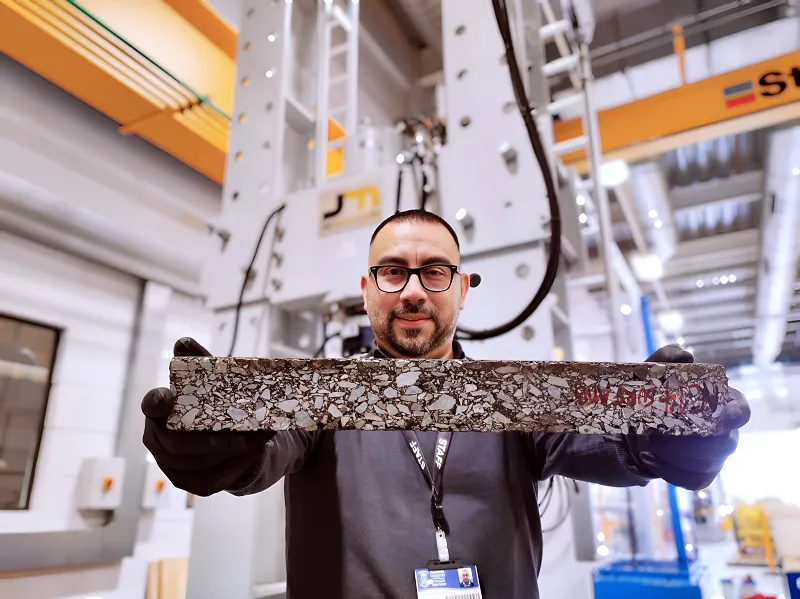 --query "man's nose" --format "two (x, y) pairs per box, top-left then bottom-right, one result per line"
(399, 272), (428, 302)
